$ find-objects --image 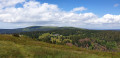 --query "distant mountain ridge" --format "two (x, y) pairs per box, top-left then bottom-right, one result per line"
(0, 26), (83, 34)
